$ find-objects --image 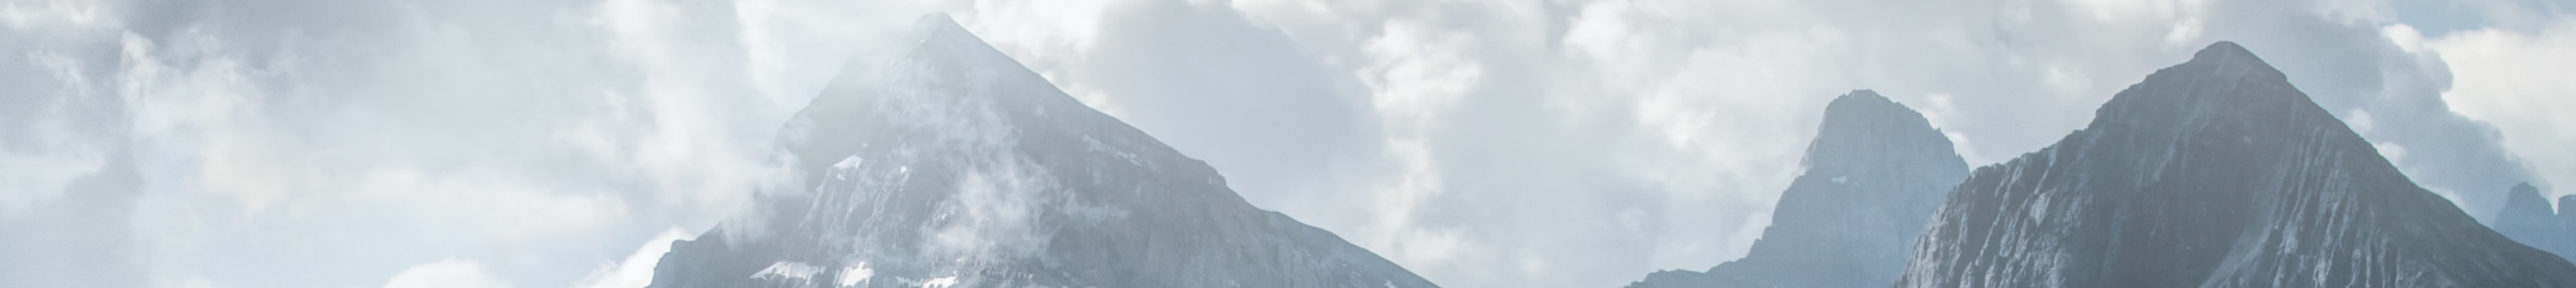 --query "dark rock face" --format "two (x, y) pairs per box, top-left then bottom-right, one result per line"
(2496, 183), (2576, 263)
(1626, 90), (1968, 288)
(644, 14), (1436, 288)
(1895, 42), (2576, 287)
